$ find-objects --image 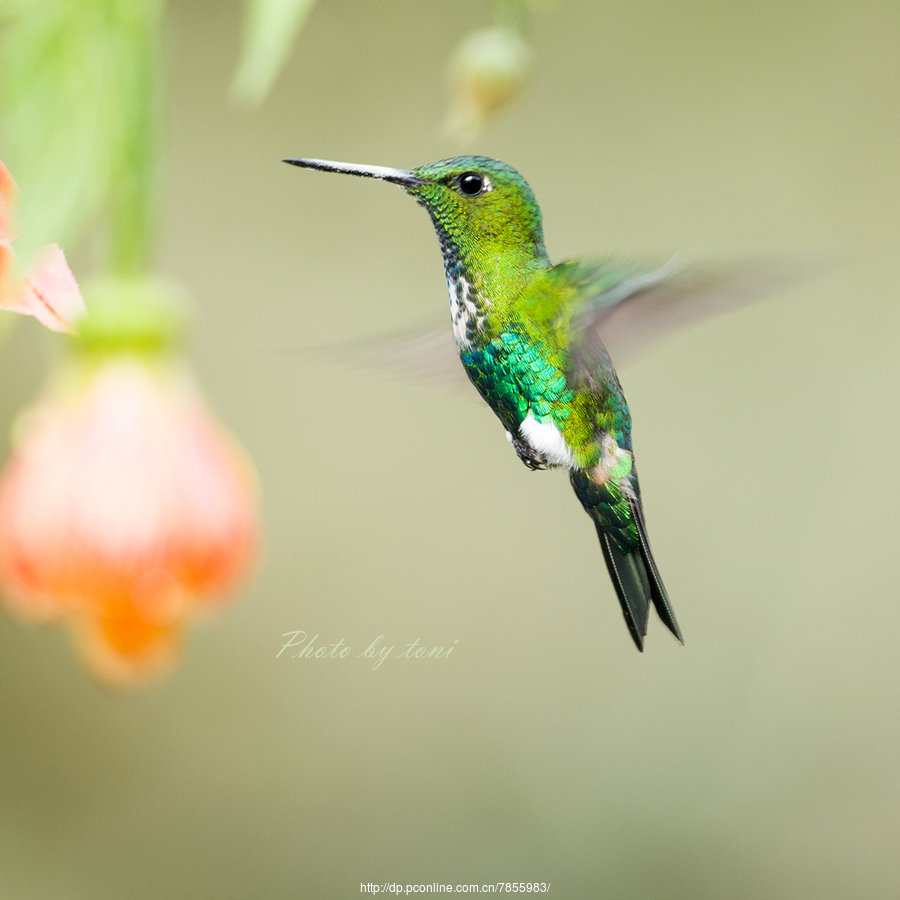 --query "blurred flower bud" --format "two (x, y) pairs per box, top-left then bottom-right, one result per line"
(0, 158), (86, 333)
(0, 280), (259, 687)
(444, 27), (531, 141)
